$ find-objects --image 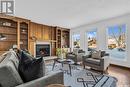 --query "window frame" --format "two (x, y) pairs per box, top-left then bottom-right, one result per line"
(106, 24), (127, 61)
